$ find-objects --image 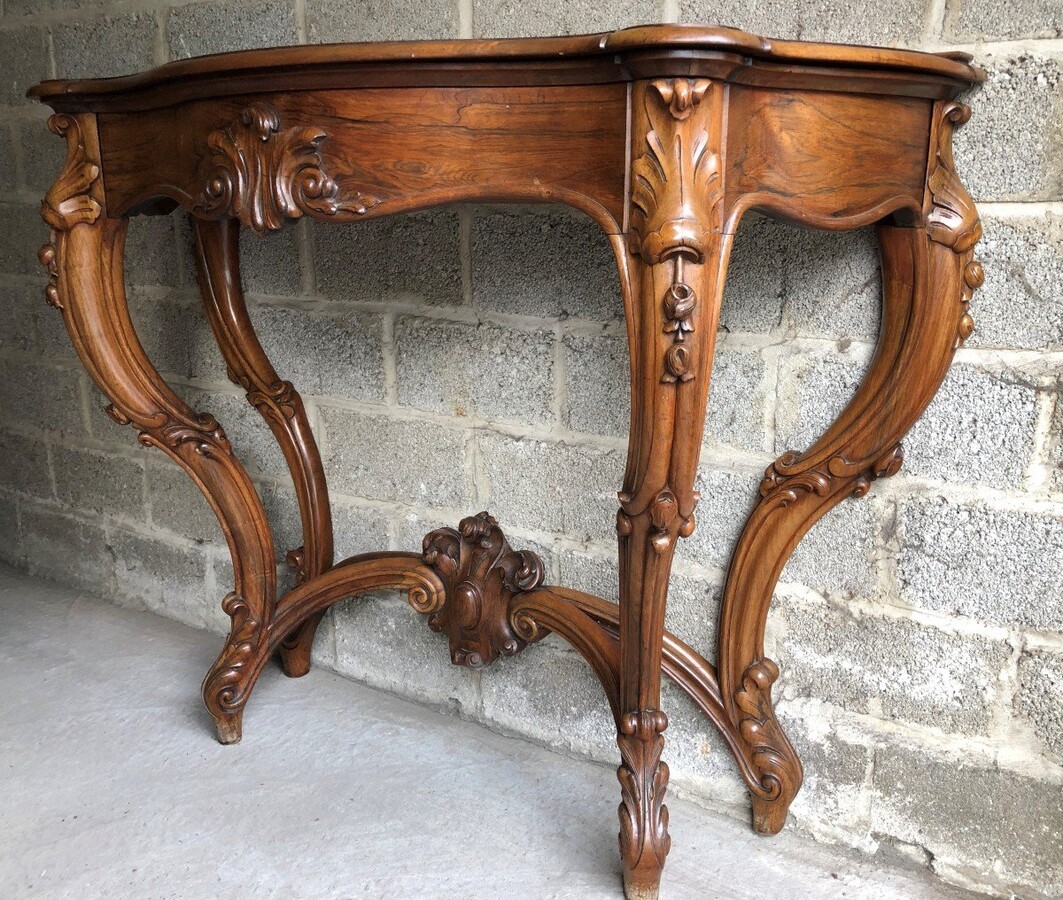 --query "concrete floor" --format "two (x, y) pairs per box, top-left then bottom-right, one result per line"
(0, 567), (982, 900)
